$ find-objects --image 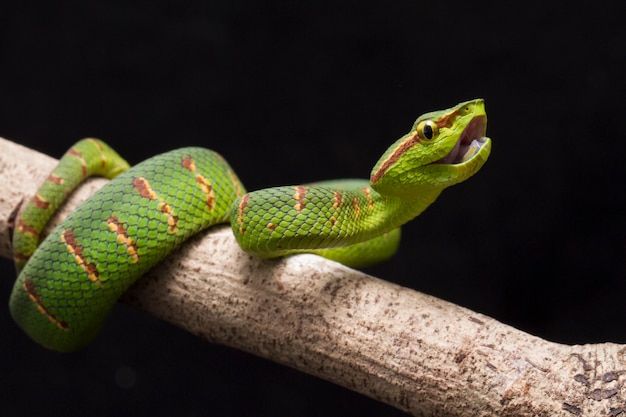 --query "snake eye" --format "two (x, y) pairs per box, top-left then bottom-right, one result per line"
(416, 120), (438, 141)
